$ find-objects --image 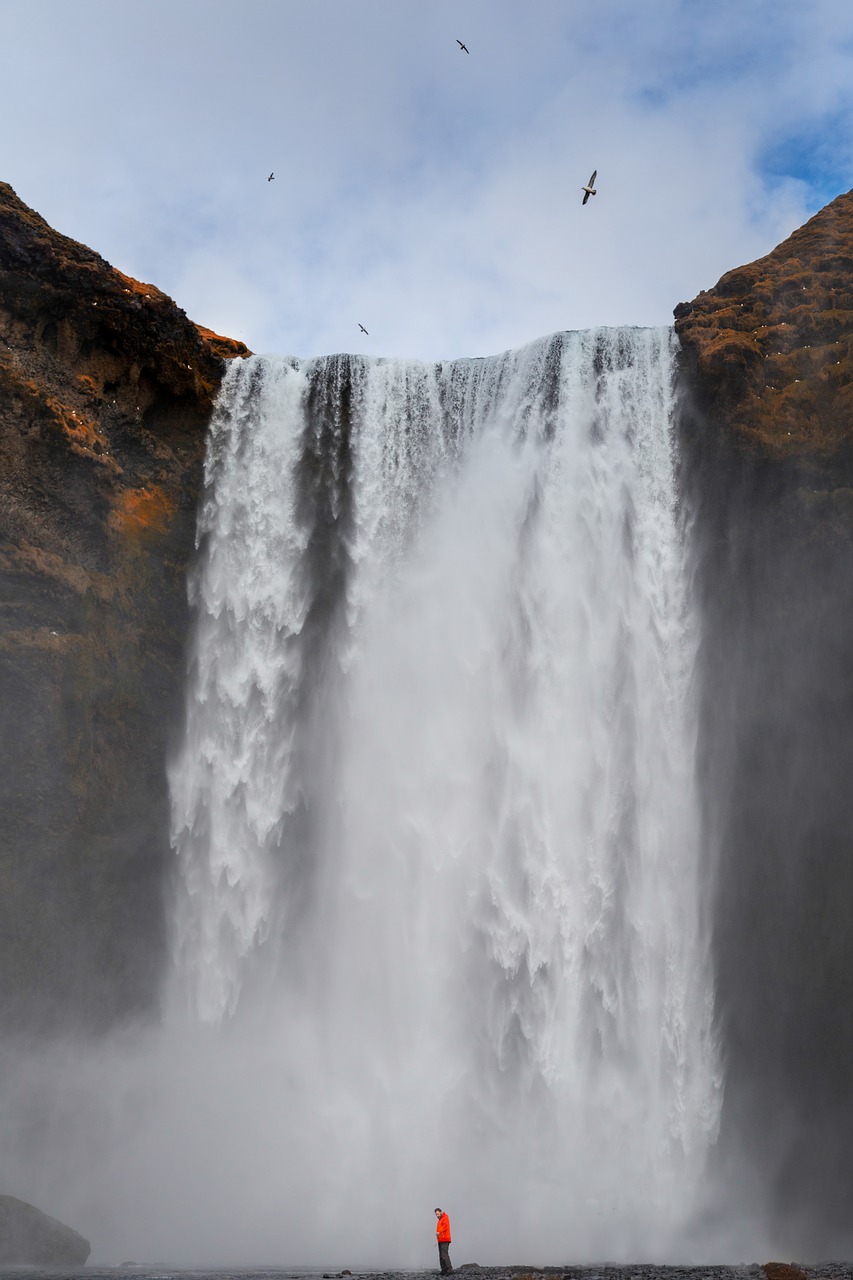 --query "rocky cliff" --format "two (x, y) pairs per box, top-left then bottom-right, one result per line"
(0, 182), (248, 1029)
(676, 190), (853, 1254)
(676, 190), (853, 469)
(0, 1195), (90, 1266)
(3, 176), (853, 1254)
